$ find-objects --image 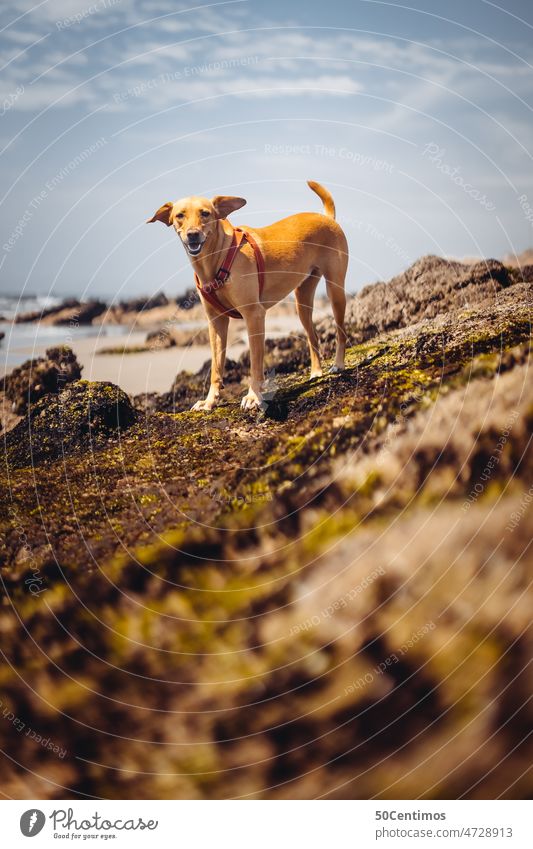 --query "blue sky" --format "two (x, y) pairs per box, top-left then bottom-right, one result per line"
(1, 0), (532, 299)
